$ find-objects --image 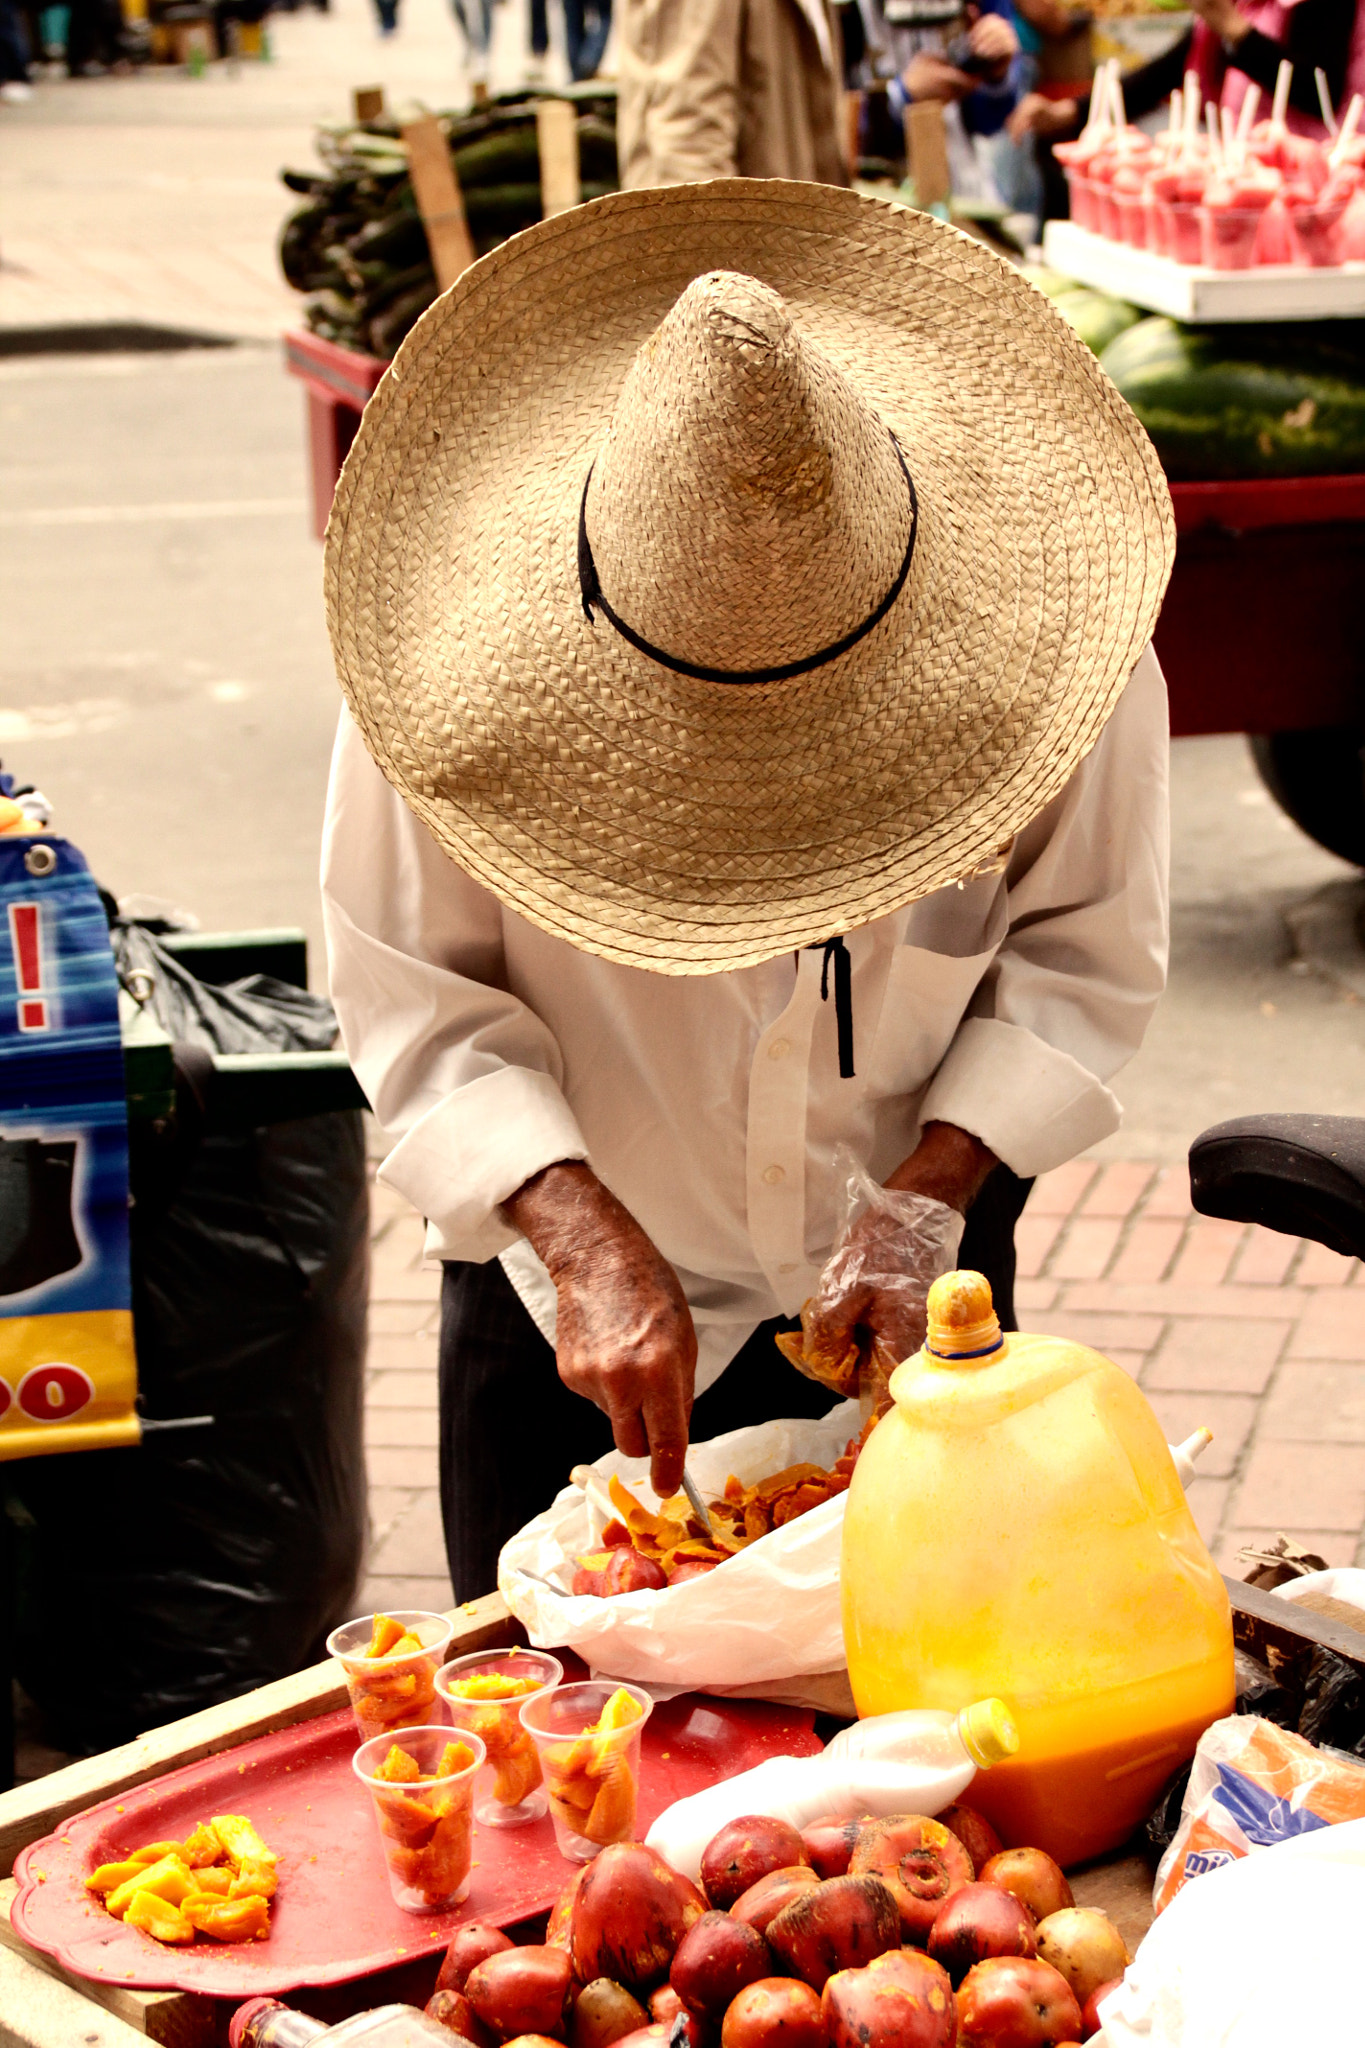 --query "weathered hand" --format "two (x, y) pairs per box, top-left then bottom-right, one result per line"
(503, 1161), (697, 1499)
(903, 51), (979, 102)
(1007, 91), (1080, 141)
(968, 9), (1019, 75)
